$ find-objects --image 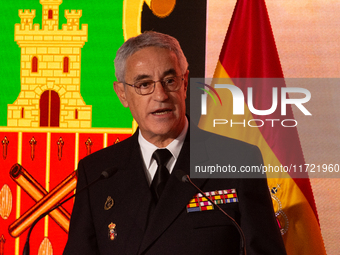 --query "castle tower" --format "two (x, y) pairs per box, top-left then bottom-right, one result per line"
(40, 0), (62, 30)
(65, 9), (82, 29)
(8, 1), (91, 128)
(19, 10), (36, 29)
